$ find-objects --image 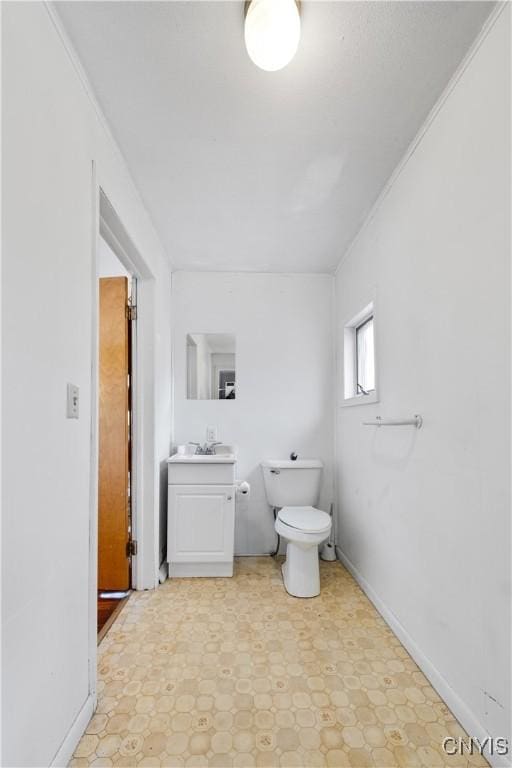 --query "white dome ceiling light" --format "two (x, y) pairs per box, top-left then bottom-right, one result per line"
(244, 0), (301, 72)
